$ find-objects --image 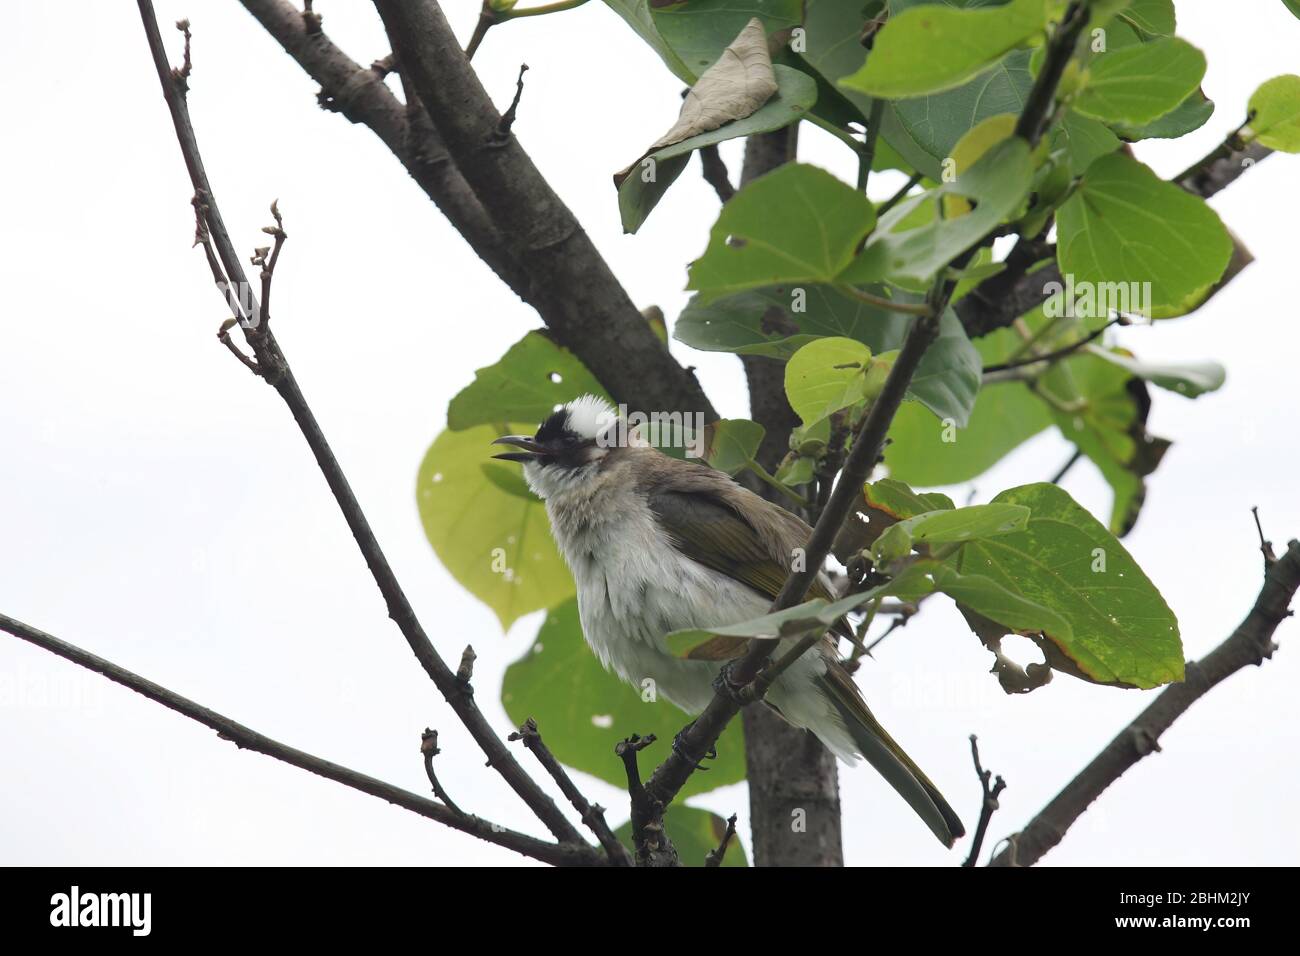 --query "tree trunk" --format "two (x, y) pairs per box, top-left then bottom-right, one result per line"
(737, 128), (844, 867)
